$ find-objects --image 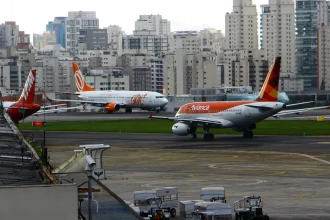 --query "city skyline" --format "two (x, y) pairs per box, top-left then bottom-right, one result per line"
(2, 0), (268, 37)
